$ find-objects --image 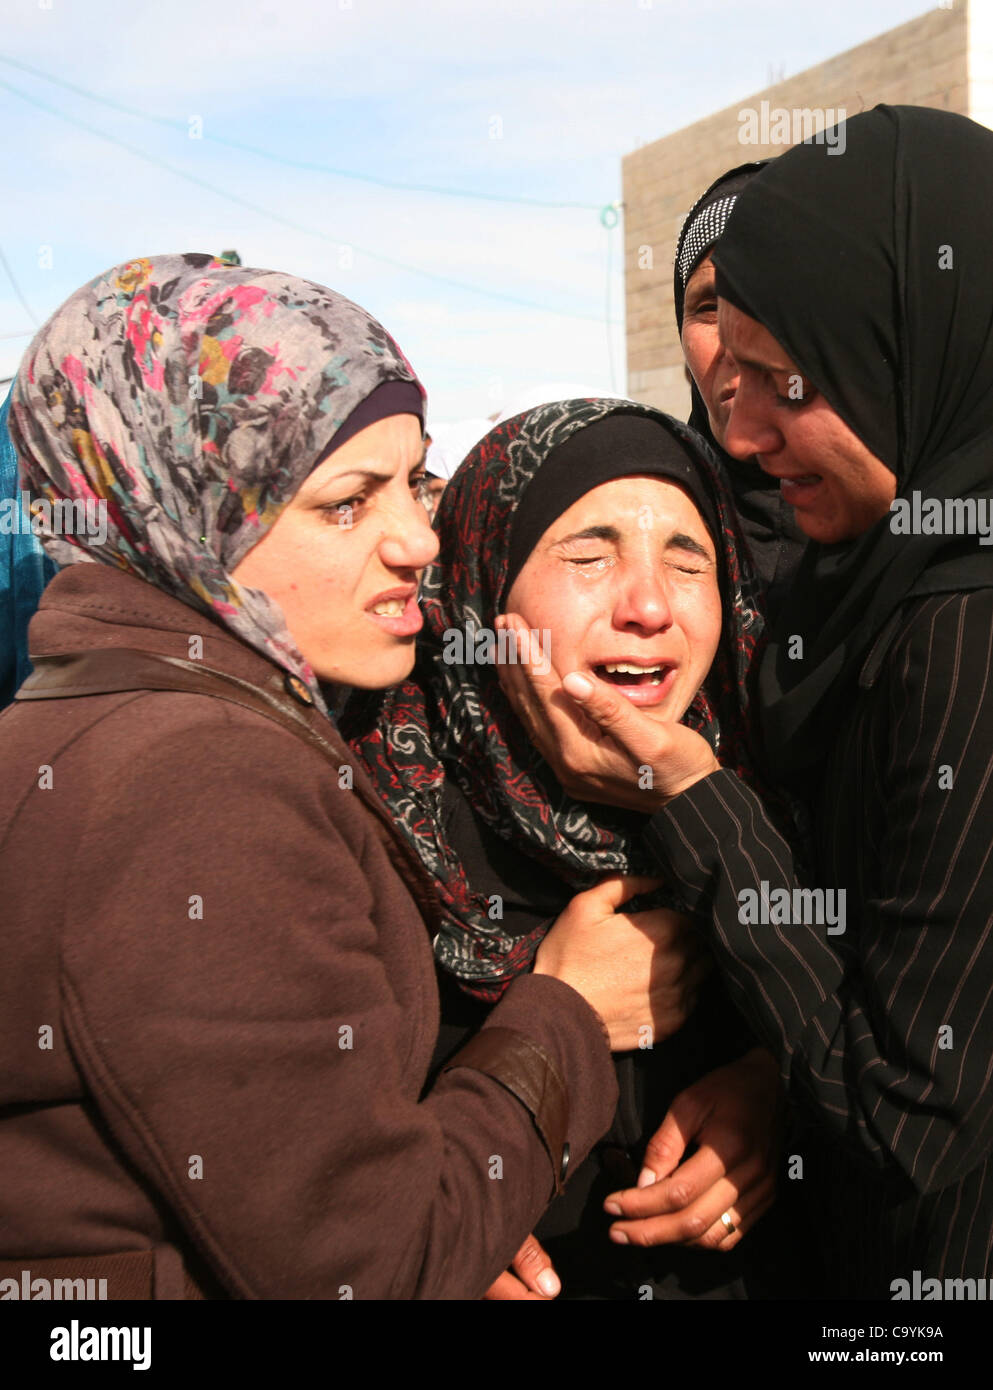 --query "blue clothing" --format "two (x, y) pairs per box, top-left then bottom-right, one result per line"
(1, 389), (56, 707)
